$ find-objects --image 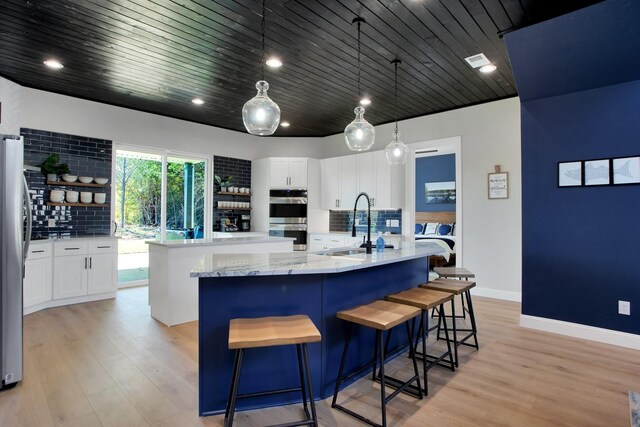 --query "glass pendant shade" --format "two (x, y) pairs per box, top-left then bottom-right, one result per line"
(385, 129), (408, 165)
(242, 80), (280, 136)
(344, 106), (375, 151)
